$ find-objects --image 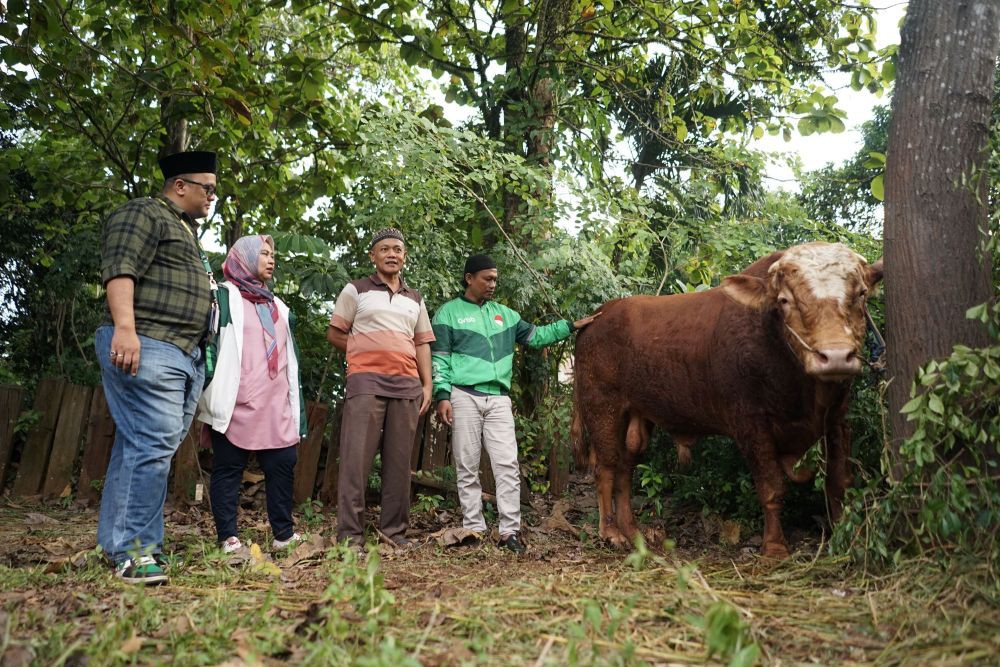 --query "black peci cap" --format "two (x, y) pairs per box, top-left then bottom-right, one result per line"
(158, 151), (217, 179)
(462, 254), (497, 287)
